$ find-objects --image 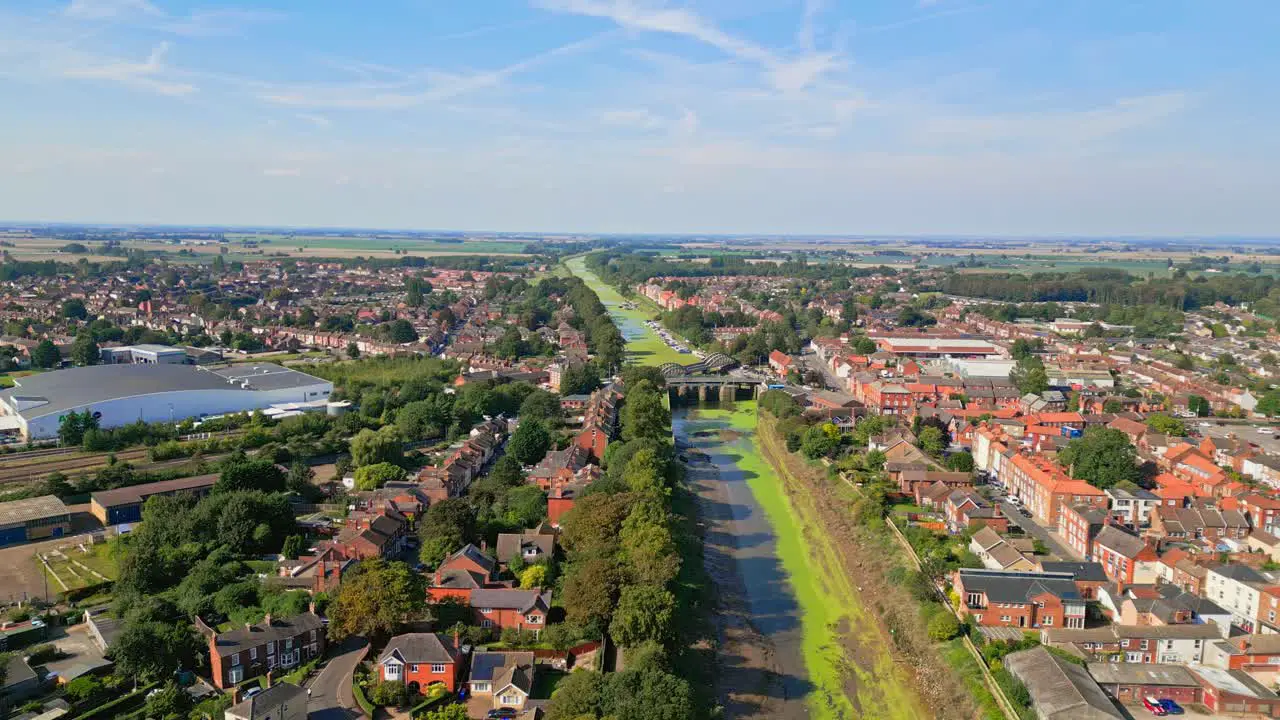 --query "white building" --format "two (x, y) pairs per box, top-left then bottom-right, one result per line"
(1205, 564), (1273, 634)
(0, 363), (332, 441)
(1105, 487), (1160, 527)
